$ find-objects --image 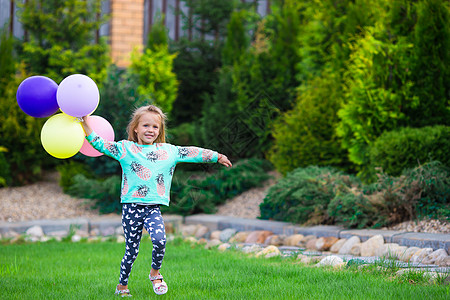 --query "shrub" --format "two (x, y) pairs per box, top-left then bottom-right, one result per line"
(259, 166), (361, 225)
(56, 161), (93, 193)
(163, 158), (273, 215)
(327, 192), (387, 229)
(268, 74), (350, 175)
(129, 45), (178, 115)
(373, 161), (450, 222)
(67, 174), (122, 214)
(370, 126), (450, 177)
